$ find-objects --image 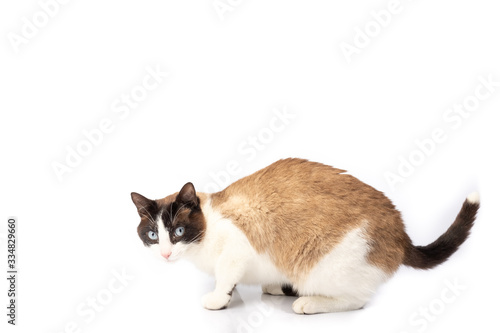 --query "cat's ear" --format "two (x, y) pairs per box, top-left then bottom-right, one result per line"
(176, 182), (199, 207)
(131, 192), (155, 217)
